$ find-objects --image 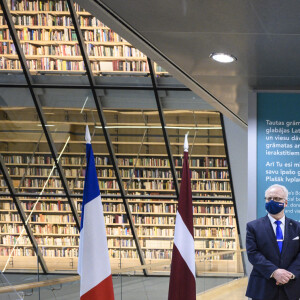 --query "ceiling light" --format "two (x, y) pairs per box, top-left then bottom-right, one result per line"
(37, 124), (55, 127)
(209, 53), (237, 63)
